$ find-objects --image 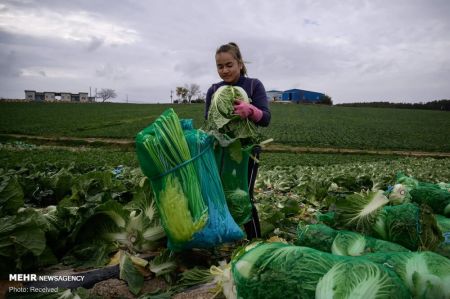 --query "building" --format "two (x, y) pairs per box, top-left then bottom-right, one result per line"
(44, 92), (55, 101)
(266, 90), (283, 101)
(281, 89), (325, 103)
(24, 90), (94, 102)
(60, 92), (71, 101)
(25, 90), (37, 101)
